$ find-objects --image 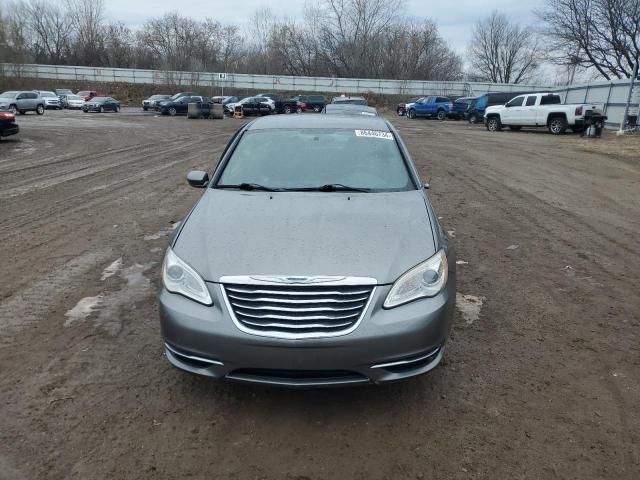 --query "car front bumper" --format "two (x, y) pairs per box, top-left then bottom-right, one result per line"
(0, 124), (19, 137)
(159, 279), (455, 387)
